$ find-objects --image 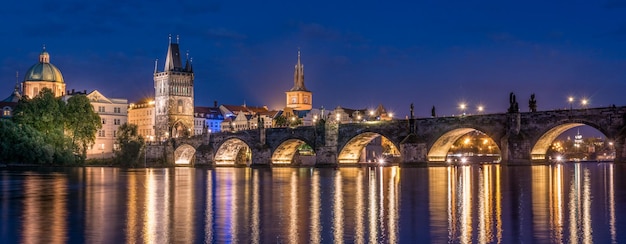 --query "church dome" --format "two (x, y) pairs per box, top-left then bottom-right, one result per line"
(24, 49), (64, 83)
